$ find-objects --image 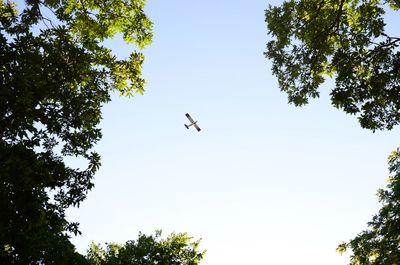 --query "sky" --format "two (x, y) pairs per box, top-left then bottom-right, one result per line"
(64, 1), (400, 264)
